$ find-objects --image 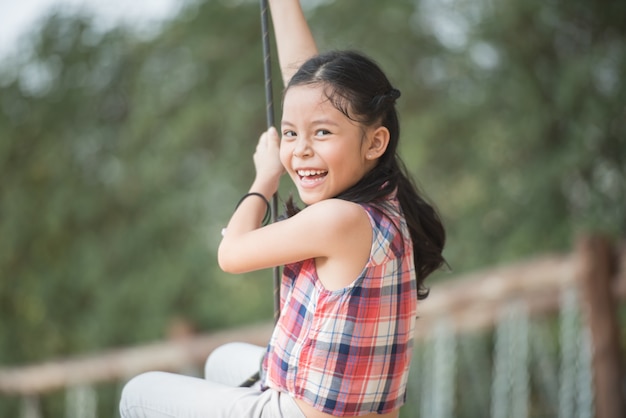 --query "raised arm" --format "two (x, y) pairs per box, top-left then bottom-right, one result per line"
(268, 0), (318, 86)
